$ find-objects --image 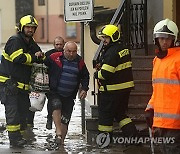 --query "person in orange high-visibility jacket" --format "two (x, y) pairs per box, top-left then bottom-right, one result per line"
(145, 19), (180, 154)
